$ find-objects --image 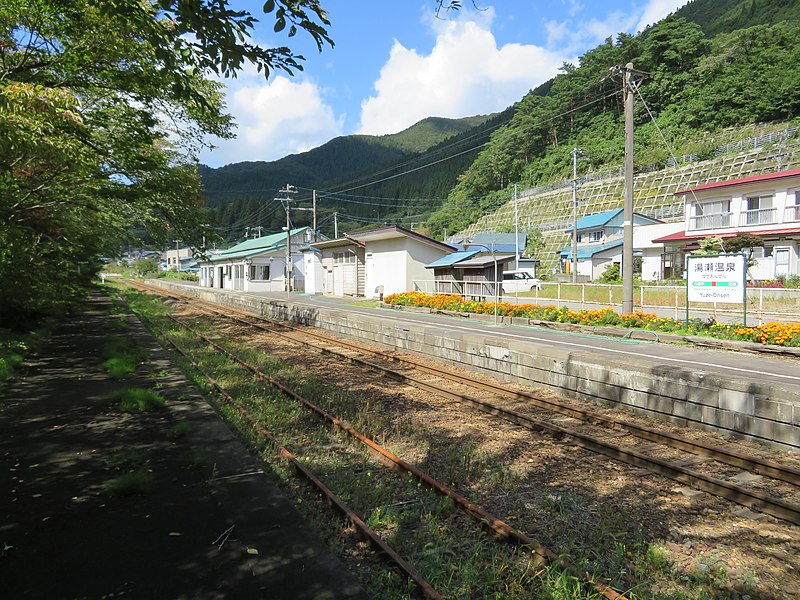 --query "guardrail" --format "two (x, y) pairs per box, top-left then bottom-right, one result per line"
(411, 280), (800, 325)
